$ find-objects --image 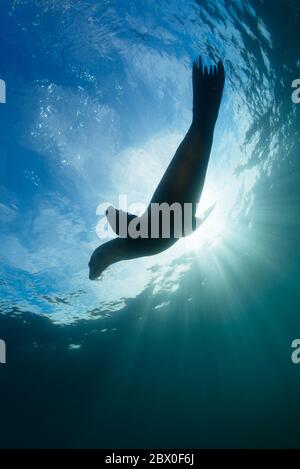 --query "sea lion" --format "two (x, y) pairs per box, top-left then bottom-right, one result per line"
(89, 56), (225, 280)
